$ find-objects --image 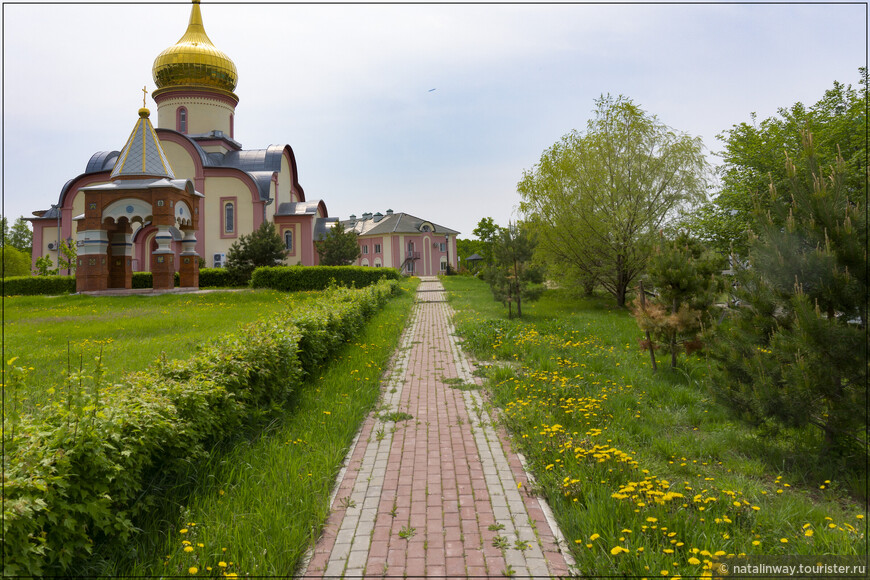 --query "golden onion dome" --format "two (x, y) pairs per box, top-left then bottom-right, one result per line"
(152, 0), (237, 93)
